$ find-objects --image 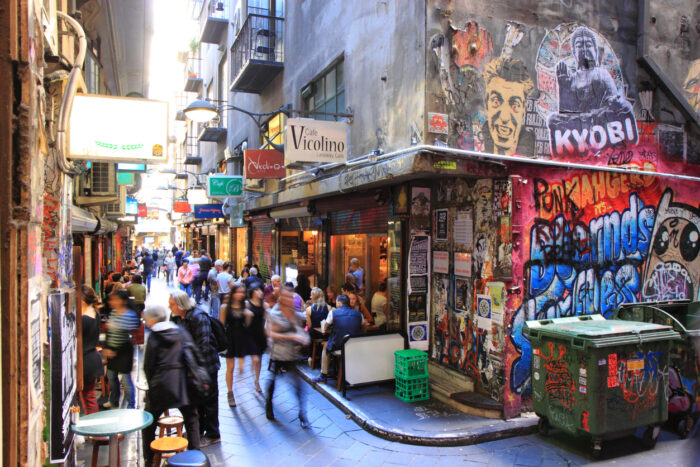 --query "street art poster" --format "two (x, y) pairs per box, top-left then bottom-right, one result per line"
(454, 210), (473, 247)
(476, 294), (492, 330)
(435, 208), (448, 242)
(409, 294), (428, 322)
(536, 24), (637, 159)
(454, 252), (472, 277)
(409, 235), (429, 275)
(409, 275), (428, 295)
(410, 187), (431, 232)
(49, 292), (76, 462)
(455, 278), (471, 313)
(488, 282), (506, 326)
(409, 323), (428, 346)
(433, 250), (449, 274)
